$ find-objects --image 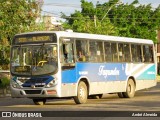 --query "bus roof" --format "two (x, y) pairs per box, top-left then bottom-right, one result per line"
(15, 31), (154, 44)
